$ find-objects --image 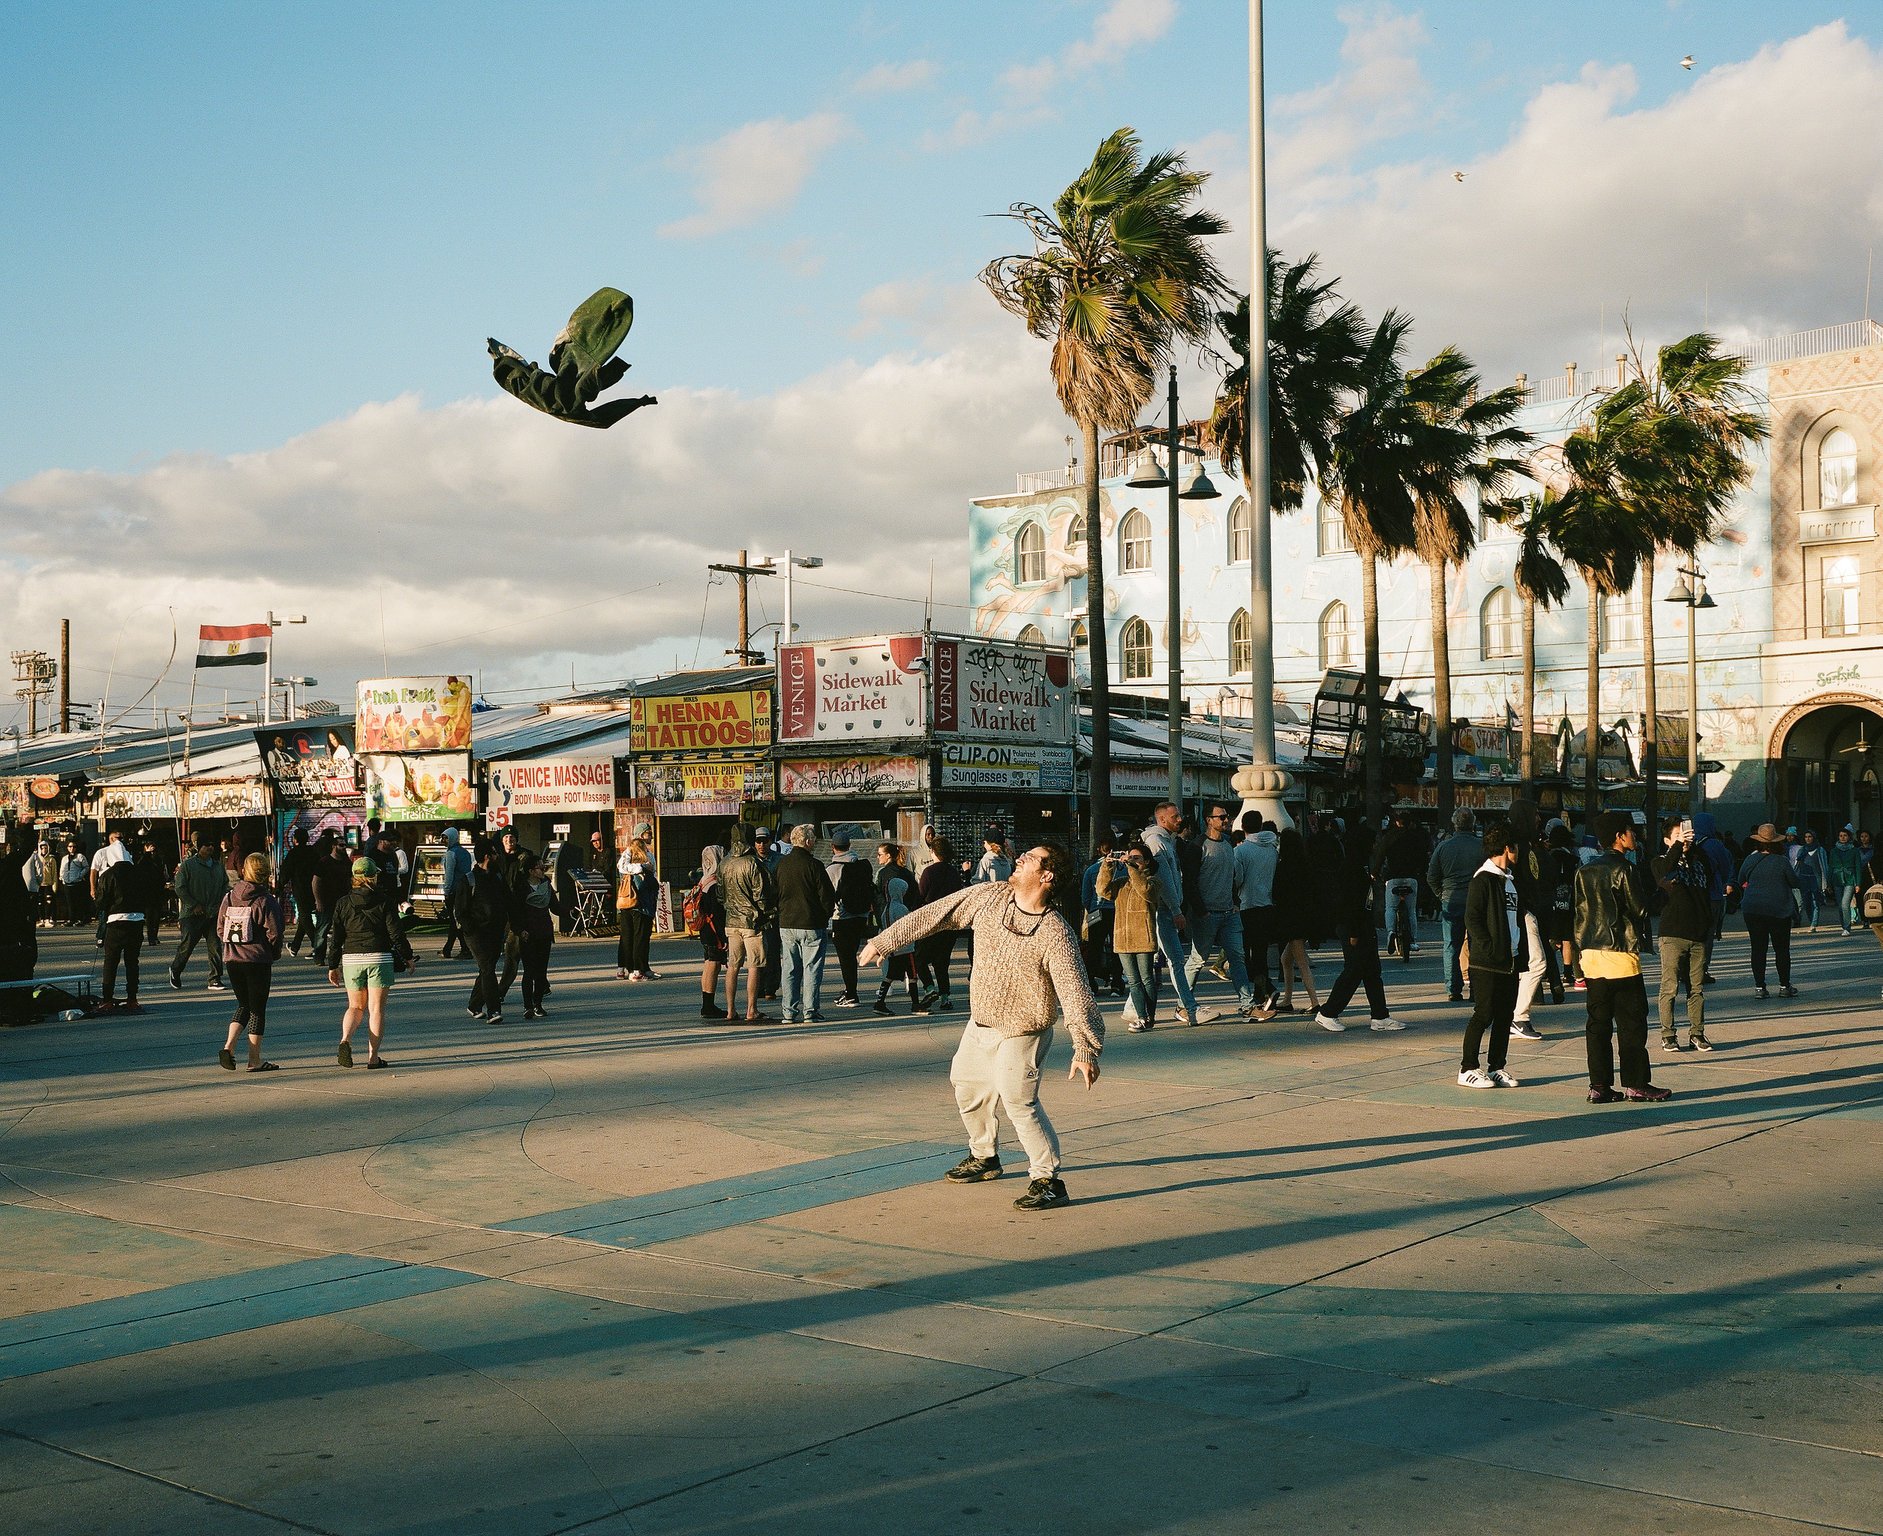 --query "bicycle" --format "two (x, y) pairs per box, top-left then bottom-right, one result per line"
(1386, 877), (1417, 963)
